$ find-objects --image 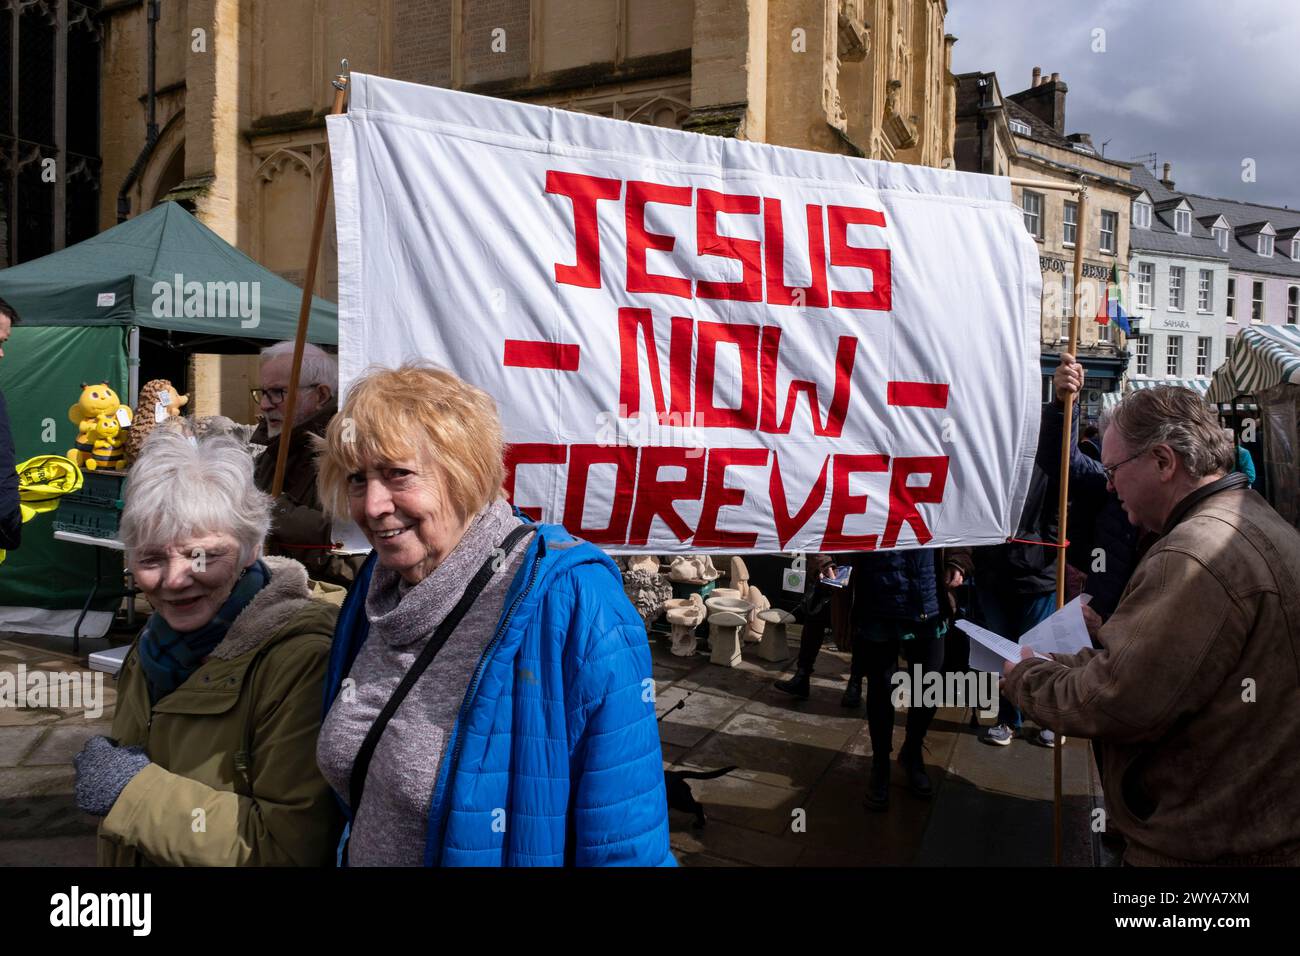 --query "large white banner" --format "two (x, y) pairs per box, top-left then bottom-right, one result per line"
(329, 73), (1042, 554)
